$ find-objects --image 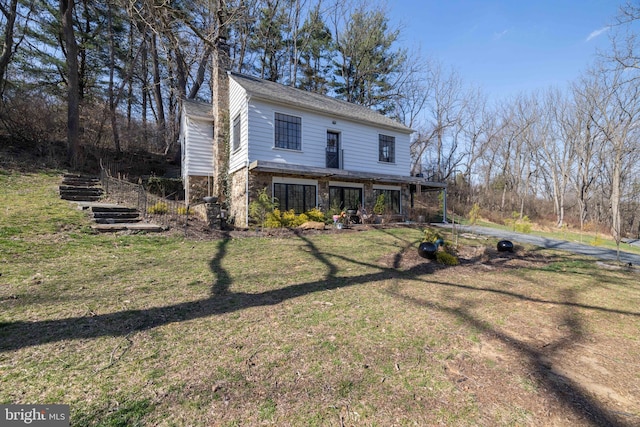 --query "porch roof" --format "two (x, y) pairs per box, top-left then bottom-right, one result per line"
(248, 160), (446, 189)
